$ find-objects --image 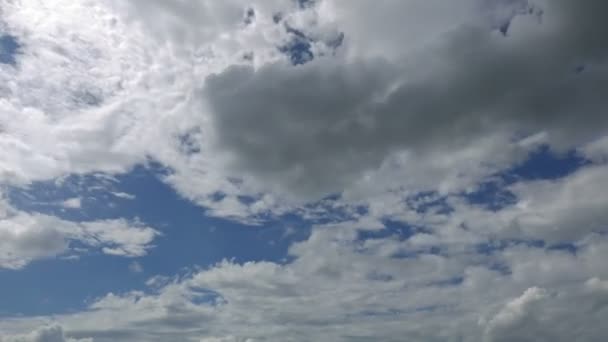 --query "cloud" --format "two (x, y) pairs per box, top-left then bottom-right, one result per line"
(484, 283), (608, 342)
(128, 261), (143, 273)
(0, 194), (159, 269)
(202, 0), (608, 198)
(110, 192), (135, 200)
(1, 211), (606, 341)
(1, 0), (606, 212)
(60, 198), (81, 209)
(0, 213), (68, 269)
(0, 324), (92, 342)
(1, 1), (608, 340)
(434, 162), (608, 243)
